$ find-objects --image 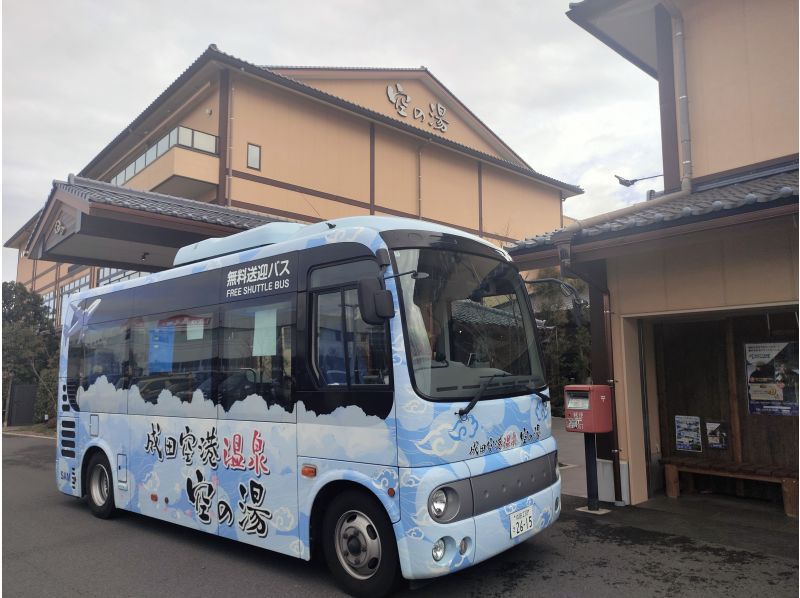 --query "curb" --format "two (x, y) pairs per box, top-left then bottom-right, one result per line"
(3, 431), (57, 441)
